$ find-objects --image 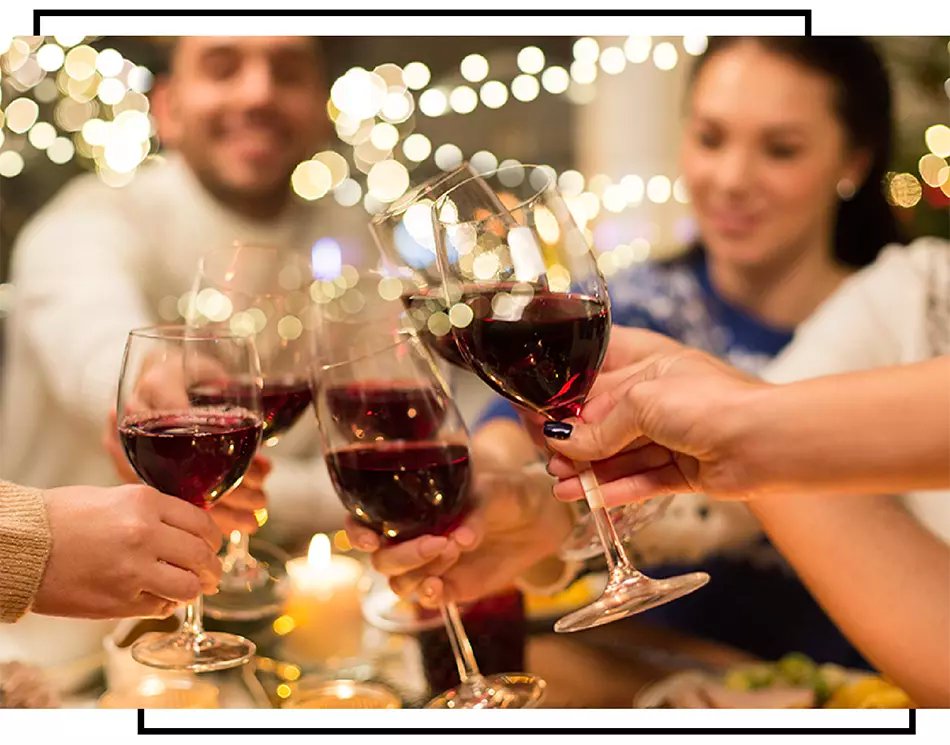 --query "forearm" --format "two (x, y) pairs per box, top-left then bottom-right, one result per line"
(0, 481), (52, 623)
(738, 357), (950, 497)
(750, 492), (950, 707)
